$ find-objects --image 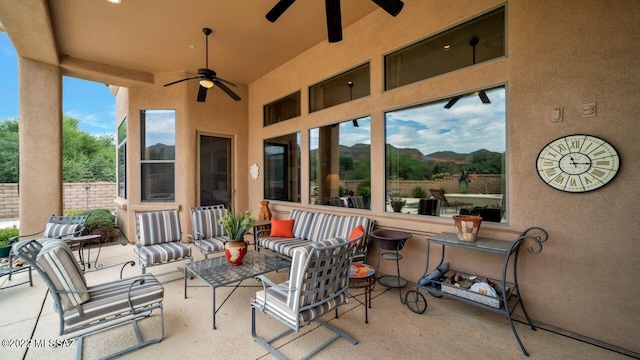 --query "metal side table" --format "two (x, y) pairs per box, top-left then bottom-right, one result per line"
(372, 229), (411, 304)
